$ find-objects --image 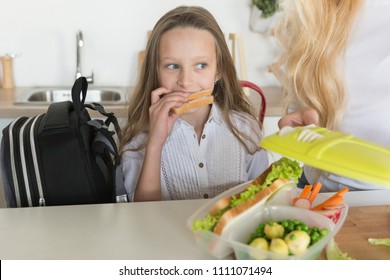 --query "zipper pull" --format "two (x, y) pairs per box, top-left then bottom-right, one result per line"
(39, 198), (46, 206)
